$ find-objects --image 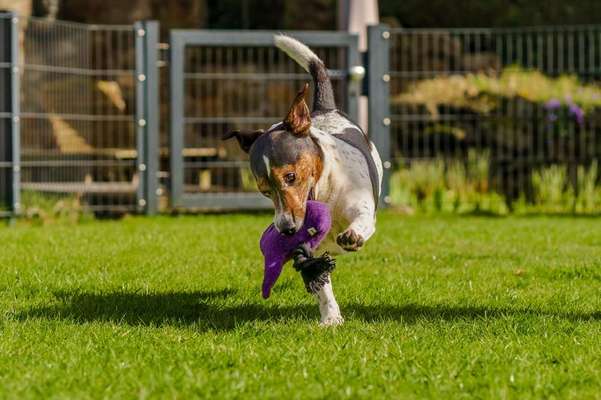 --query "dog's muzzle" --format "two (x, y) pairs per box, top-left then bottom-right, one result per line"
(275, 214), (298, 236)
